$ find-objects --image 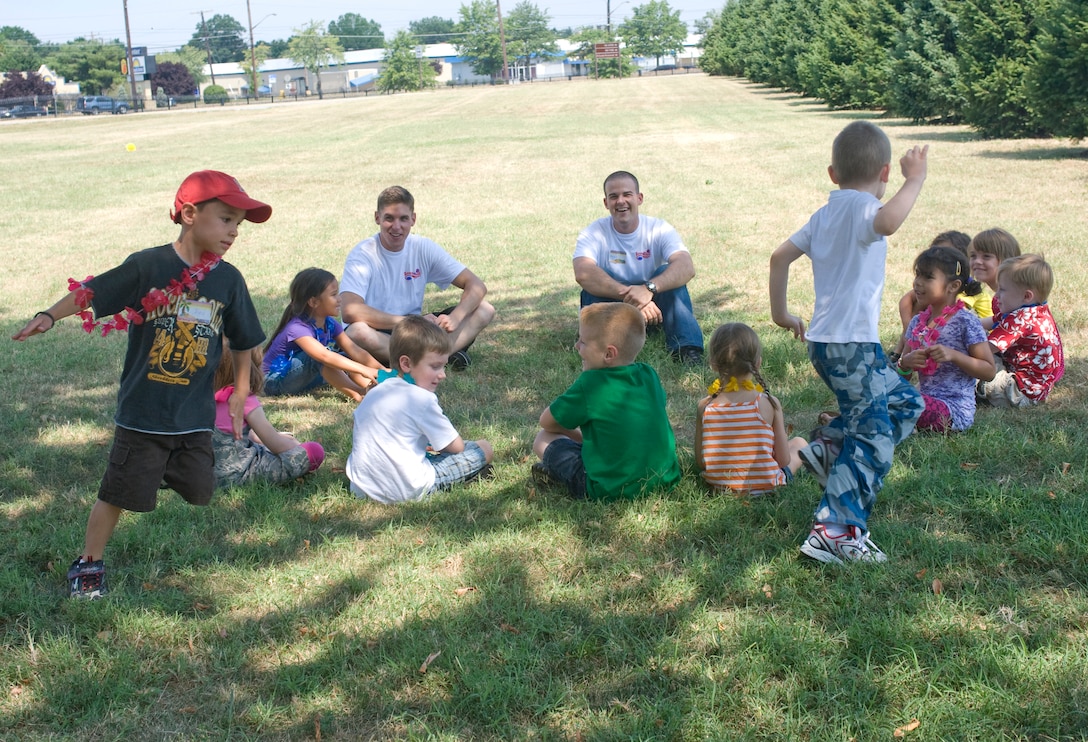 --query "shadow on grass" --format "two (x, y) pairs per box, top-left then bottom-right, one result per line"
(978, 145), (1088, 161)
